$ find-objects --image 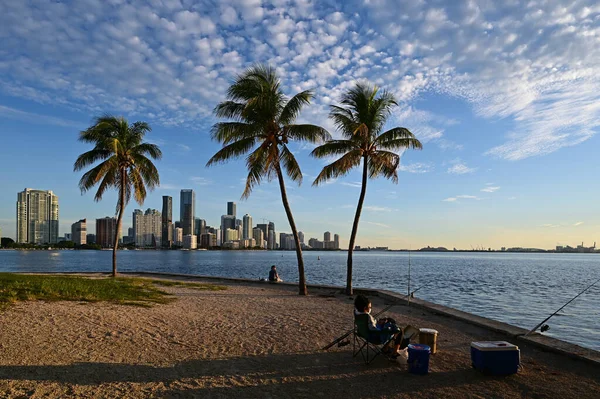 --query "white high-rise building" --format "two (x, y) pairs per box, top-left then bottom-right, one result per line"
(133, 209), (162, 247)
(175, 227), (184, 246)
(71, 219), (87, 246)
(225, 228), (238, 242)
(16, 188), (59, 244)
(242, 214), (252, 240)
(183, 234), (197, 250)
(334, 234), (340, 249)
